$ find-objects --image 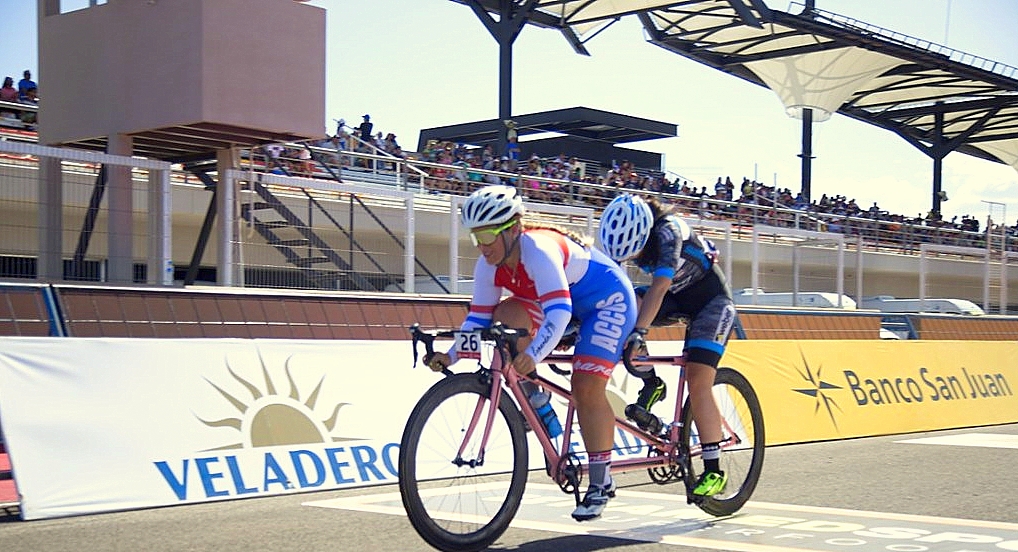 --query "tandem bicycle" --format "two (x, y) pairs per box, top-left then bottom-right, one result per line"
(398, 323), (765, 552)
